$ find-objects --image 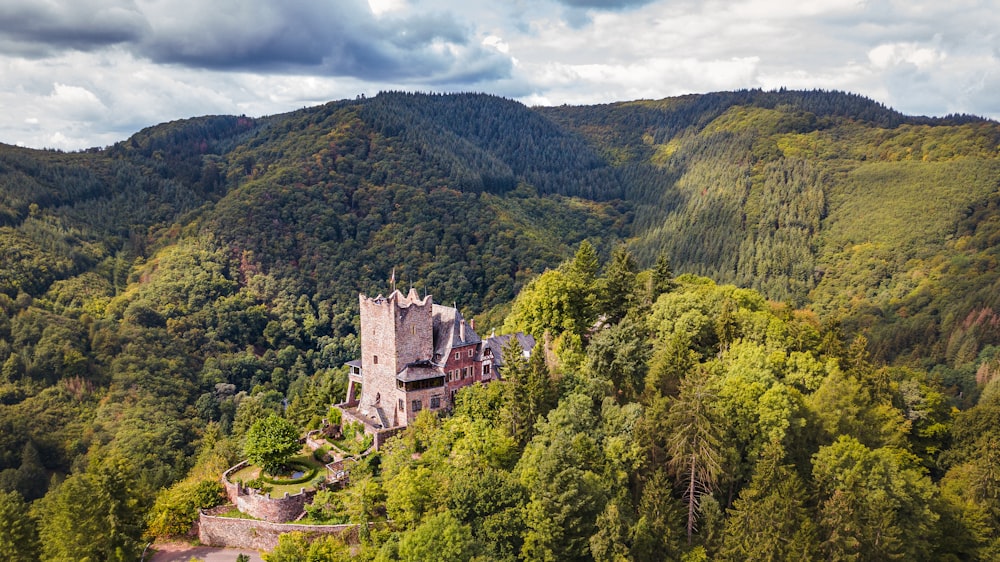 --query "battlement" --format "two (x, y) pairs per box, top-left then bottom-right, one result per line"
(359, 287), (431, 310)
